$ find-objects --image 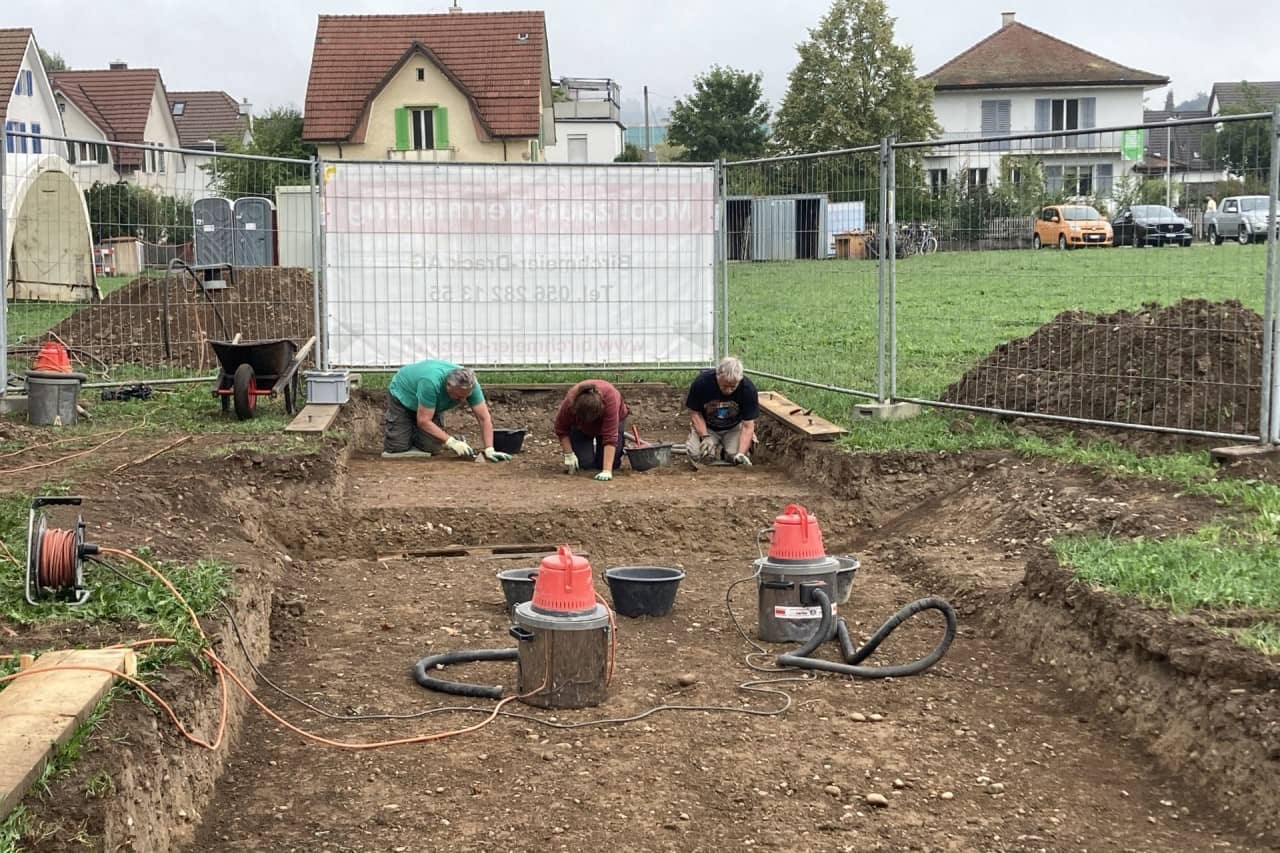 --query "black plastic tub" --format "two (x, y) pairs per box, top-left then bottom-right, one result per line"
(625, 443), (673, 472)
(603, 566), (686, 617)
(497, 567), (539, 612)
(492, 428), (528, 455)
